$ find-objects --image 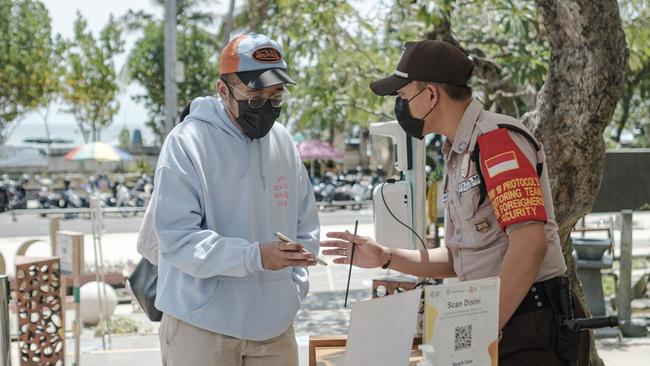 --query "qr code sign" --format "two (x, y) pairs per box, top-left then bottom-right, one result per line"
(454, 324), (473, 351)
